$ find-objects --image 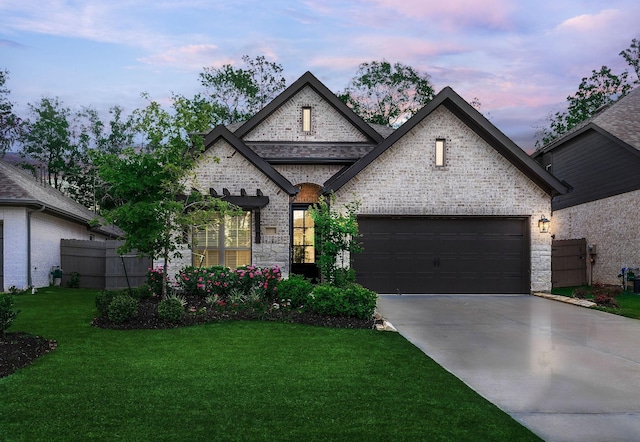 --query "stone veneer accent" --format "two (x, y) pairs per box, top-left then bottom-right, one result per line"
(242, 86), (369, 143)
(552, 188), (640, 285)
(333, 106), (553, 292)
